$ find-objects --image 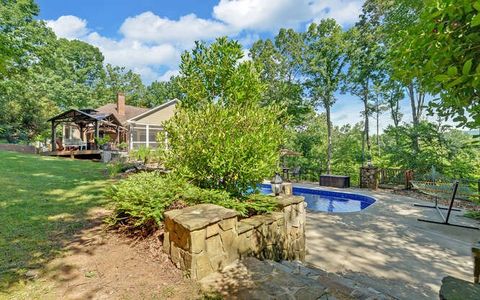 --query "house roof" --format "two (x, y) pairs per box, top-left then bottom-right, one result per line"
(127, 99), (178, 123)
(96, 103), (149, 124)
(47, 108), (123, 127)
